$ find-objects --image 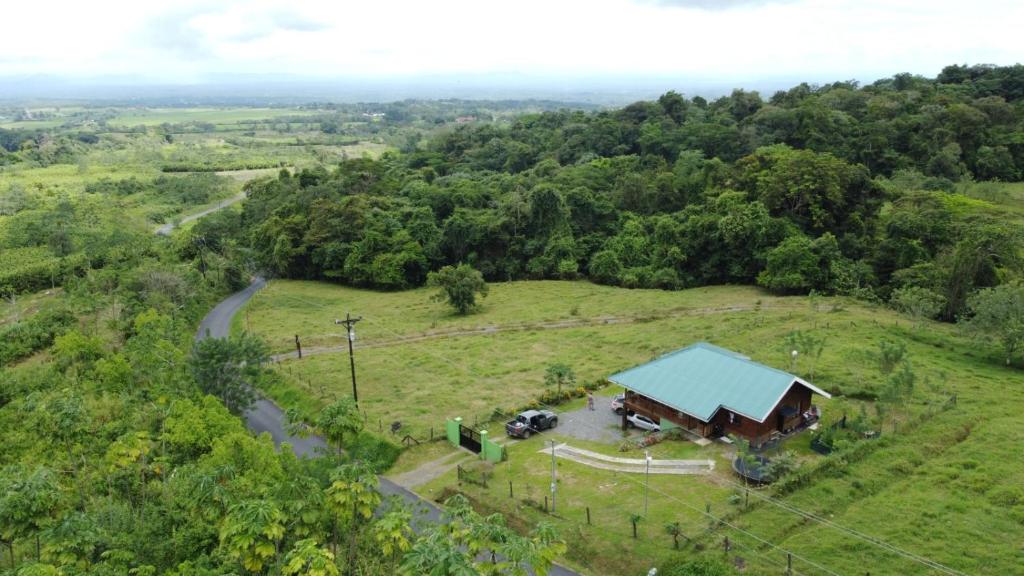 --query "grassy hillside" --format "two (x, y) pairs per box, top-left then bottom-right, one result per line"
(238, 279), (1023, 575)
